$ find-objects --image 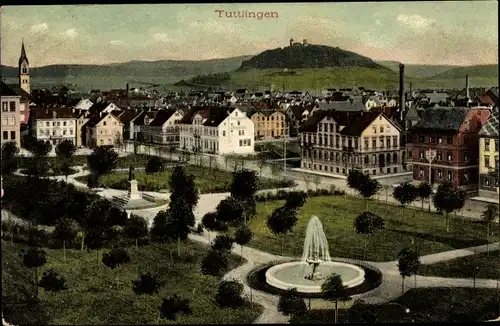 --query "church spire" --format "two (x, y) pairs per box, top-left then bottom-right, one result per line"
(19, 39), (29, 66)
